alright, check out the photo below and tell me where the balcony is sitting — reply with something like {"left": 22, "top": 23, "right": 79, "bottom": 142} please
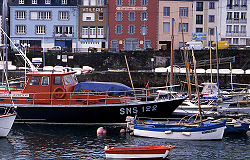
{"left": 54, "top": 33, "right": 74, "bottom": 38}
{"left": 226, "top": 5, "right": 247, "bottom": 11}
{"left": 226, "top": 19, "right": 247, "bottom": 24}
{"left": 226, "top": 32, "right": 247, "bottom": 37}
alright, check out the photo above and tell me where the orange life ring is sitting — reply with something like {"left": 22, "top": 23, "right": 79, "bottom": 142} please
{"left": 53, "top": 87, "right": 66, "bottom": 99}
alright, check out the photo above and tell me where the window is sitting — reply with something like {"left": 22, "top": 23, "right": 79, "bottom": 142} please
{"left": 209, "top": 15, "right": 215, "bottom": 22}
{"left": 234, "top": 12, "right": 239, "bottom": 20}
{"left": 163, "top": 22, "right": 170, "bottom": 32}
{"left": 196, "top": 2, "right": 203, "bottom": 11}
{"left": 19, "top": 0, "right": 24, "bottom": 4}
{"left": 241, "top": 0, "right": 247, "bottom": 6}
{"left": 141, "top": 0, "right": 147, "bottom": 6}
{"left": 227, "top": 12, "right": 232, "bottom": 20}
{"left": 233, "top": 38, "right": 238, "bottom": 44}
{"left": 196, "top": 28, "right": 203, "bottom": 33}
{"left": 42, "top": 77, "right": 49, "bottom": 86}
{"left": 15, "top": 25, "right": 26, "bottom": 34}
{"left": 97, "top": 26, "right": 104, "bottom": 36}
{"left": 129, "top": 0, "right": 135, "bottom": 6}
{"left": 116, "top": 0, "right": 122, "bottom": 6}
{"left": 82, "top": 26, "right": 88, "bottom": 37}
{"left": 16, "top": 11, "right": 26, "bottom": 19}
{"left": 145, "top": 40, "right": 151, "bottom": 49}
{"left": 226, "top": 38, "right": 231, "bottom": 44}
{"left": 196, "top": 15, "right": 203, "bottom": 24}
{"left": 82, "top": 13, "right": 95, "bottom": 21}
{"left": 141, "top": 25, "right": 147, "bottom": 35}
{"left": 32, "top": 0, "right": 37, "bottom": 4}
{"left": 178, "top": 23, "right": 188, "bottom": 32}
{"left": 226, "top": 25, "right": 232, "bottom": 33}
{"left": 241, "top": 25, "right": 246, "bottom": 33}
{"left": 234, "top": 0, "right": 239, "bottom": 6}
{"left": 209, "top": 28, "right": 214, "bottom": 35}
{"left": 116, "top": 12, "right": 122, "bottom": 21}
{"left": 163, "top": 7, "right": 170, "bottom": 16}
{"left": 141, "top": 12, "right": 147, "bottom": 21}
{"left": 45, "top": 0, "right": 51, "bottom": 4}
{"left": 89, "top": 27, "right": 96, "bottom": 36}
{"left": 111, "top": 40, "right": 118, "bottom": 50}
{"left": 234, "top": 25, "right": 239, "bottom": 33}
{"left": 61, "top": 0, "right": 67, "bottom": 4}
{"left": 99, "top": 12, "right": 104, "bottom": 21}
{"left": 97, "top": 0, "right": 104, "bottom": 6}
{"left": 53, "top": 76, "right": 62, "bottom": 85}
{"left": 129, "top": 12, "right": 135, "bottom": 21}
{"left": 179, "top": 7, "right": 188, "bottom": 17}
{"left": 30, "top": 11, "right": 51, "bottom": 20}
{"left": 36, "top": 25, "right": 45, "bottom": 34}
{"left": 65, "top": 26, "right": 73, "bottom": 35}
{"left": 59, "top": 11, "right": 69, "bottom": 20}
{"left": 209, "top": 2, "right": 215, "bottom": 9}
{"left": 30, "top": 76, "right": 40, "bottom": 85}
{"left": 128, "top": 25, "right": 135, "bottom": 34}
{"left": 55, "top": 26, "right": 73, "bottom": 36}
{"left": 116, "top": 24, "right": 122, "bottom": 34}
{"left": 241, "top": 12, "right": 246, "bottom": 20}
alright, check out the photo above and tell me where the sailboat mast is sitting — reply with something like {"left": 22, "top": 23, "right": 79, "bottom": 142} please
{"left": 209, "top": 29, "right": 212, "bottom": 83}
{"left": 215, "top": 26, "right": 220, "bottom": 96}
{"left": 2, "top": 0, "right": 8, "bottom": 82}
{"left": 181, "top": 19, "right": 192, "bottom": 100}
{"left": 191, "top": 50, "right": 202, "bottom": 118}
{"left": 170, "top": 18, "right": 174, "bottom": 91}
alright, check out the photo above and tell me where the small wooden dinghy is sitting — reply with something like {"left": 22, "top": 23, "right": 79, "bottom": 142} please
{"left": 104, "top": 145, "right": 175, "bottom": 159}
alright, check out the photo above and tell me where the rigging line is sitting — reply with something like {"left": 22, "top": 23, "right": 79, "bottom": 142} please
{"left": 0, "top": 27, "right": 37, "bottom": 72}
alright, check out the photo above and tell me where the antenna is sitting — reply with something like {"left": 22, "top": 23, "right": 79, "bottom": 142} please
{"left": 0, "top": 27, "right": 37, "bottom": 72}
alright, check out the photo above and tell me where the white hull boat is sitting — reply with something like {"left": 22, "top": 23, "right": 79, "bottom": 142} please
{"left": 0, "top": 113, "right": 16, "bottom": 137}
{"left": 133, "top": 120, "right": 226, "bottom": 140}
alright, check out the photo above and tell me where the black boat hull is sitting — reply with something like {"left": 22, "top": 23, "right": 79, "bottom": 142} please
{"left": 1, "top": 98, "right": 185, "bottom": 124}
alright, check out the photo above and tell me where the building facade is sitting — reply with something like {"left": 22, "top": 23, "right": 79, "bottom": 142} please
{"left": 158, "top": 0, "right": 193, "bottom": 50}
{"left": 219, "top": 0, "right": 250, "bottom": 46}
{"left": 78, "top": 0, "right": 108, "bottom": 52}
{"left": 192, "top": 0, "right": 219, "bottom": 47}
{"left": 108, "top": 0, "right": 158, "bottom": 51}
{"left": 9, "top": 0, "right": 79, "bottom": 52}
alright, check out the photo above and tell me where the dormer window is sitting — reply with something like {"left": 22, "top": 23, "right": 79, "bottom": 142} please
{"left": 32, "top": 0, "right": 37, "bottom": 4}
{"left": 45, "top": 0, "right": 51, "bottom": 4}
{"left": 19, "top": 0, "right": 24, "bottom": 4}
{"left": 62, "top": 0, "right": 67, "bottom": 4}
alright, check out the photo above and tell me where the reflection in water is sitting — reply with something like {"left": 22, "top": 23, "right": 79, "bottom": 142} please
{"left": 1, "top": 124, "right": 249, "bottom": 160}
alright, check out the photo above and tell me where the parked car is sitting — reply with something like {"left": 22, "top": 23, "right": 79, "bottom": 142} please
{"left": 48, "top": 46, "right": 62, "bottom": 53}
{"left": 180, "top": 41, "right": 204, "bottom": 50}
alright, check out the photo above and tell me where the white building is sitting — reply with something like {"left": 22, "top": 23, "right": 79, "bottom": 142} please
{"left": 219, "top": 0, "right": 250, "bottom": 46}
{"left": 192, "top": 0, "right": 220, "bottom": 47}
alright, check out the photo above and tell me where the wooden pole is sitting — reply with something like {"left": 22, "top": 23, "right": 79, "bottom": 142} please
{"left": 181, "top": 18, "right": 192, "bottom": 100}
{"left": 191, "top": 49, "right": 202, "bottom": 119}
{"left": 124, "top": 55, "right": 136, "bottom": 98}
{"left": 170, "top": 18, "right": 175, "bottom": 91}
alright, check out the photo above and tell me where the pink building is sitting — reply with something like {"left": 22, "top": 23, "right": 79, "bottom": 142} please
{"left": 158, "top": 0, "right": 193, "bottom": 50}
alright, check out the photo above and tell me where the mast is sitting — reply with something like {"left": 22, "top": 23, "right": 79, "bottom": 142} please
{"left": 191, "top": 49, "right": 202, "bottom": 119}
{"left": 215, "top": 26, "right": 220, "bottom": 96}
{"left": 170, "top": 18, "right": 175, "bottom": 91}
{"left": 209, "top": 28, "right": 212, "bottom": 83}
{"left": 2, "top": 0, "right": 8, "bottom": 81}
{"left": 181, "top": 19, "right": 191, "bottom": 100}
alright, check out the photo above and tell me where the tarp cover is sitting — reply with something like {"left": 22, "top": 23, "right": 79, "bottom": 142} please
{"left": 74, "top": 82, "right": 133, "bottom": 96}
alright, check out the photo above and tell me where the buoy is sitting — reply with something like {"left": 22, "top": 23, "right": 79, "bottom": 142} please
{"left": 97, "top": 127, "right": 107, "bottom": 135}
{"left": 120, "top": 129, "right": 126, "bottom": 133}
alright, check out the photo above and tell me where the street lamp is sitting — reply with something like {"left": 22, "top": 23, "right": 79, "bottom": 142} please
{"left": 143, "top": 18, "right": 147, "bottom": 50}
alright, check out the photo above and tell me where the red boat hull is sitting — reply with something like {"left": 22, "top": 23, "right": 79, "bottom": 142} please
{"left": 105, "top": 146, "right": 175, "bottom": 159}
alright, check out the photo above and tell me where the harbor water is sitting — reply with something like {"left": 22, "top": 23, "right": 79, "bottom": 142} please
{"left": 0, "top": 124, "right": 249, "bottom": 160}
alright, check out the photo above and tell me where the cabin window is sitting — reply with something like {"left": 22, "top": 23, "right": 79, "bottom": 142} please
{"left": 53, "top": 76, "right": 63, "bottom": 85}
{"left": 30, "top": 76, "right": 40, "bottom": 85}
{"left": 42, "top": 76, "right": 49, "bottom": 86}
{"left": 72, "top": 74, "right": 78, "bottom": 84}
{"left": 63, "top": 75, "right": 73, "bottom": 85}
